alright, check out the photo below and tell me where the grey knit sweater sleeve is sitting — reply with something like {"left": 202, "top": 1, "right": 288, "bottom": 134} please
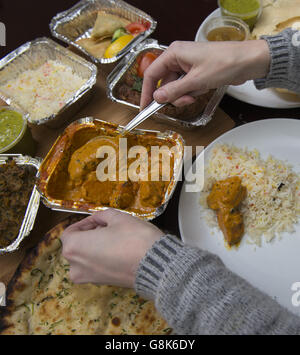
{"left": 254, "top": 28, "right": 300, "bottom": 92}
{"left": 135, "top": 235, "right": 300, "bottom": 335}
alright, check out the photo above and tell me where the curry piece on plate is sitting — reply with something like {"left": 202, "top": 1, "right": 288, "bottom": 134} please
{"left": 45, "top": 125, "right": 176, "bottom": 214}
{"left": 0, "top": 160, "right": 35, "bottom": 248}
{"left": 207, "top": 176, "right": 247, "bottom": 246}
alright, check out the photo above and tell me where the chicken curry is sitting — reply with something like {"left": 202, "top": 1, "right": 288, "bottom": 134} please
{"left": 207, "top": 176, "right": 247, "bottom": 246}
{"left": 44, "top": 126, "right": 176, "bottom": 215}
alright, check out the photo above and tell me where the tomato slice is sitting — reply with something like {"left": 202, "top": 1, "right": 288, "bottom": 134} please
{"left": 126, "top": 22, "right": 148, "bottom": 35}
{"left": 137, "top": 52, "right": 159, "bottom": 78}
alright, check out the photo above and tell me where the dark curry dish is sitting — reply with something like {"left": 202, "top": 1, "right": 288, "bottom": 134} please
{"left": 38, "top": 120, "right": 181, "bottom": 217}
{"left": 0, "top": 159, "right": 36, "bottom": 248}
{"left": 116, "top": 49, "right": 214, "bottom": 121}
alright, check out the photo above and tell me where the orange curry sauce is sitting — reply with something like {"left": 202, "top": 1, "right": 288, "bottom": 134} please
{"left": 39, "top": 121, "right": 177, "bottom": 215}
{"left": 207, "top": 176, "right": 247, "bottom": 246}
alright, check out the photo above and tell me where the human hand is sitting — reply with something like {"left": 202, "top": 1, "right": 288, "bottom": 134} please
{"left": 140, "top": 40, "right": 270, "bottom": 108}
{"left": 61, "top": 209, "right": 164, "bottom": 288}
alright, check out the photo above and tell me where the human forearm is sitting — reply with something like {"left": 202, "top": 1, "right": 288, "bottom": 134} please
{"left": 235, "top": 39, "right": 270, "bottom": 81}
{"left": 135, "top": 235, "right": 300, "bottom": 335}
{"left": 141, "top": 39, "right": 271, "bottom": 109}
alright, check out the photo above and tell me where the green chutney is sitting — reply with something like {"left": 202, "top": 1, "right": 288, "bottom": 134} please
{"left": 0, "top": 108, "right": 24, "bottom": 151}
{"left": 220, "top": 0, "right": 261, "bottom": 29}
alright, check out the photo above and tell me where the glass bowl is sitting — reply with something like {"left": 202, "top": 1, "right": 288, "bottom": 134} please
{"left": 203, "top": 16, "right": 250, "bottom": 42}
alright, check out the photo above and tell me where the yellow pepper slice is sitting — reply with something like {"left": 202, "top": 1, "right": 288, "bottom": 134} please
{"left": 104, "top": 34, "right": 134, "bottom": 59}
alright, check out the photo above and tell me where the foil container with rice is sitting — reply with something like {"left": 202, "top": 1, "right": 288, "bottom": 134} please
{"left": 50, "top": 0, "right": 157, "bottom": 64}
{"left": 0, "top": 154, "right": 41, "bottom": 255}
{"left": 107, "top": 39, "right": 227, "bottom": 129}
{"left": 37, "top": 117, "right": 184, "bottom": 220}
{"left": 0, "top": 37, "right": 97, "bottom": 128}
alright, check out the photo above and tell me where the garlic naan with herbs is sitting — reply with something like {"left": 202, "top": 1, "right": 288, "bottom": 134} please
{"left": 0, "top": 217, "right": 171, "bottom": 335}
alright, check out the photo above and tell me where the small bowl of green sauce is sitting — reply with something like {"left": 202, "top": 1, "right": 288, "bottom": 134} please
{"left": 218, "top": 0, "right": 262, "bottom": 30}
{"left": 0, "top": 106, "right": 36, "bottom": 155}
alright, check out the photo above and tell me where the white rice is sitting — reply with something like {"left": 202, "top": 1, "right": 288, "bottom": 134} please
{"left": 0, "top": 60, "right": 85, "bottom": 121}
{"left": 199, "top": 144, "right": 300, "bottom": 246}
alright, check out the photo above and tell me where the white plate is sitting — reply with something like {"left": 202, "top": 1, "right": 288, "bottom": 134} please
{"left": 178, "top": 119, "right": 300, "bottom": 315}
{"left": 195, "top": 9, "right": 300, "bottom": 109}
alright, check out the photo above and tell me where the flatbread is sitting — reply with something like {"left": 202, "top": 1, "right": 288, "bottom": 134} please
{"left": 252, "top": 0, "right": 300, "bottom": 38}
{"left": 76, "top": 38, "right": 111, "bottom": 59}
{"left": 276, "top": 17, "right": 300, "bottom": 31}
{"left": 91, "top": 11, "right": 130, "bottom": 40}
{"left": 274, "top": 88, "right": 300, "bottom": 100}
{"left": 0, "top": 216, "right": 170, "bottom": 335}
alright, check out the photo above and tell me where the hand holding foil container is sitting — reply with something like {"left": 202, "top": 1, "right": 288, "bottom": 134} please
{"left": 107, "top": 39, "right": 227, "bottom": 129}
{"left": 37, "top": 118, "right": 184, "bottom": 220}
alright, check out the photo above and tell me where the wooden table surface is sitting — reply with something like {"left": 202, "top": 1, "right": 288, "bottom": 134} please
{"left": 0, "top": 0, "right": 299, "bottom": 285}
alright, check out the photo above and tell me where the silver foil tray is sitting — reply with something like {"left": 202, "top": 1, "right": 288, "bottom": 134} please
{"left": 50, "top": 0, "right": 157, "bottom": 64}
{"left": 107, "top": 39, "right": 227, "bottom": 129}
{"left": 0, "top": 37, "right": 97, "bottom": 127}
{"left": 0, "top": 154, "right": 41, "bottom": 255}
{"left": 37, "top": 117, "right": 184, "bottom": 221}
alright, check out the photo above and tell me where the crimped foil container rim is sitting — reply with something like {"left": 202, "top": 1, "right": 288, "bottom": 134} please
{"left": 37, "top": 117, "right": 184, "bottom": 221}
{"left": 0, "top": 154, "right": 41, "bottom": 255}
{"left": 106, "top": 39, "right": 226, "bottom": 128}
{"left": 0, "top": 37, "right": 97, "bottom": 126}
{"left": 49, "top": 0, "right": 157, "bottom": 64}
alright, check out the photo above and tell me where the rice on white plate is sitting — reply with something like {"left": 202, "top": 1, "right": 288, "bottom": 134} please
{"left": 0, "top": 60, "right": 85, "bottom": 121}
{"left": 199, "top": 144, "right": 300, "bottom": 246}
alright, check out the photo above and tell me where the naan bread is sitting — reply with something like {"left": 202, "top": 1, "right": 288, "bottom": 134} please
{"left": 276, "top": 17, "right": 300, "bottom": 31}
{"left": 274, "top": 88, "right": 300, "bottom": 100}
{"left": 252, "top": 0, "right": 300, "bottom": 38}
{"left": 76, "top": 38, "right": 111, "bottom": 59}
{"left": 0, "top": 217, "right": 171, "bottom": 335}
{"left": 91, "top": 11, "right": 130, "bottom": 40}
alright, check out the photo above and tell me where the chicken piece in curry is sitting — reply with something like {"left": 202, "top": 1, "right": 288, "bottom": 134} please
{"left": 207, "top": 176, "right": 247, "bottom": 246}
{"left": 46, "top": 131, "right": 176, "bottom": 214}
{"left": 68, "top": 136, "right": 119, "bottom": 185}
